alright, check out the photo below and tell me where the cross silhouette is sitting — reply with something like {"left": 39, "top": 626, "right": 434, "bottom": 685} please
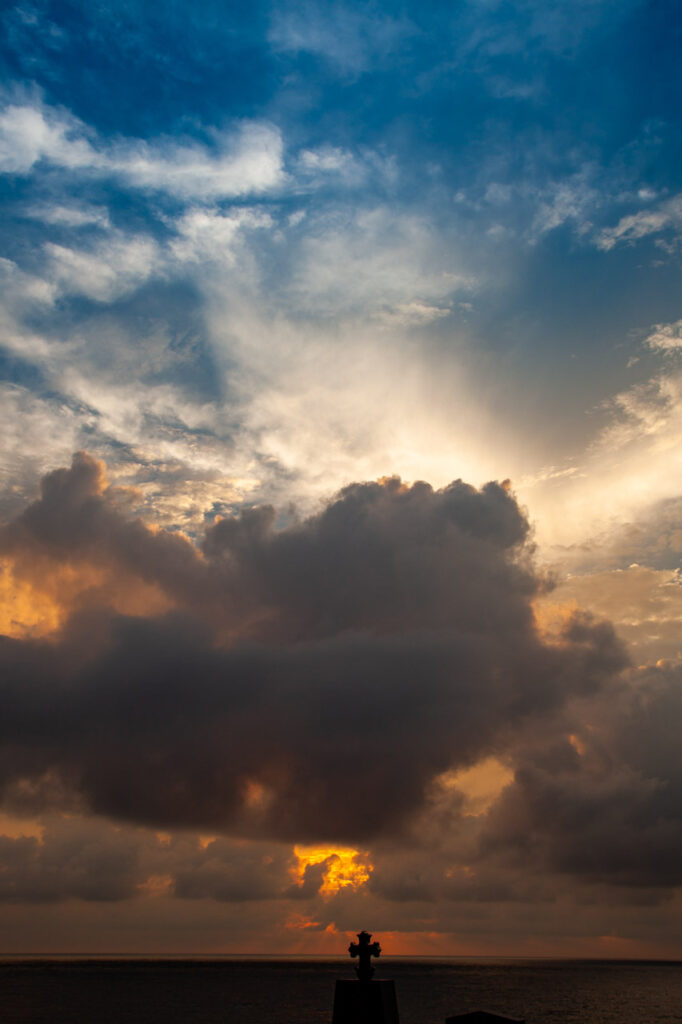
{"left": 349, "top": 930, "right": 381, "bottom": 982}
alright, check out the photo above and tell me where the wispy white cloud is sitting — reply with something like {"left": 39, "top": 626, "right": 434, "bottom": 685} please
{"left": 284, "top": 206, "right": 473, "bottom": 317}
{"left": 0, "top": 384, "right": 84, "bottom": 518}
{"left": 0, "top": 99, "right": 285, "bottom": 199}
{"left": 0, "top": 257, "right": 62, "bottom": 365}
{"left": 24, "top": 202, "right": 110, "bottom": 228}
{"left": 294, "top": 144, "right": 397, "bottom": 191}
{"left": 528, "top": 174, "right": 598, "bottom": 240}
{"left": 596, "top": 194, "right": 682, "bottom": 251}
{"left": 645, "top": 318, "right": 682, "bottom": 353}
{"left": 373, "top": 300, "right": 451, "bottom": 327}
{"left": 45, "top": 234, "right": 162, "bottom": 302}
{"left": 106, "top": 122, "right": 284, "bottom": 199}
{"left": 0, "top": 100, "right": 94, "bottom": 172}
{"left": 521, "top": 318, "right": 682, "bottom": 563}
{"left": 170, "top": 207, "right": 273, "bottom": 264}
{"left": 0, "top": 255, "right": 56, "bottom": 309}
{"left": 268, "top": 2, "right": 412, "bottom": 75}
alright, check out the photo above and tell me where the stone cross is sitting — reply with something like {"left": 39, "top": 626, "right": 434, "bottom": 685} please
{"left": 349, "top": 930, "right": 381, "bottom": 982}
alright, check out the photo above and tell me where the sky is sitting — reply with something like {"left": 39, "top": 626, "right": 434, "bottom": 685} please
{"left": 0, "top": 0, "right": 681, "bottom": 958}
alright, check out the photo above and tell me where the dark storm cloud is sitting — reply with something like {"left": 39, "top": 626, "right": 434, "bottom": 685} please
{"left": 0, "top": 818, "right": 143, "bottom": 902}
{"left": 478, "top": 661, "right": 682, "bottom": 889}
{"left": 0, "top": 453, "right": 627, "bottom": 844}
{"left": 0, "top": 820, "right": 297, "bottom": 904}
{"left": 172, "top": 837, "right": 297, "bottom": 902}
{"left": 3, "top": 451, "right": 210, "bottom": 603}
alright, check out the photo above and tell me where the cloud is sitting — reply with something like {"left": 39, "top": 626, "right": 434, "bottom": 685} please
{"left": 0, "top": 453, "right": 626, "bottom": 845}
{"left": 108, "top": 122, "right": 284, "bottom": 199}
{"left": 45, "top": 234, "right": 162, "bottom": 302}
{"left": 519, "top": 317, "right": 682, "bottom": 562}
{"left": 480, "top": 660, "right": 682, "bottom": 889}
{"left": 170, "top": 207, "right": 273, "bottom": 265}
{"left": 528, "top": 174, "right": 598, "bottom": 241}
{"left": 0, "top": 817, "right": 143, "bottom": 902}
{"left": 0, "top": 813, "right": 297, "bottom": 904}
{"left": 0, "top": 99, "right": 284, "bottom": 199}
{"left": 268, "top": 2, "right": 412, "bottom": 75}
{"left": 24, "top": 202, "right": 111, "bottom": 229}
{"left": 0, "top": 384, "right": 84, "bottom": 521}
{"left": 595, "top": 194, "right": 682, "bottom": 251}
{"left": 0, "top": 255, "right": 57, "bottom": 313}
{"left": 645, "top": 318, "right": 682, "bottom": 353}
{"left": 0, "top": 99, "right": 95, "bottom": 173}
{"left": 538, "top": 564, "right": 682, "bottom": 665}
{"left": 373, "top": 301, "right": 451, "bottom": 327}
{"left": 277, "top": 206, "right": 472, "bottom": 317}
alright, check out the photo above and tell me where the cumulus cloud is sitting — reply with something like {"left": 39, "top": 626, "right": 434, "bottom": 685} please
{"left": 480, "top": 660, "right": 682, "bottom": 889}
{"left": 0, "top": 453, "right": 626, "bottom": 846}
{"left": 539, "top": 564, "right": 682, "bottom": 664}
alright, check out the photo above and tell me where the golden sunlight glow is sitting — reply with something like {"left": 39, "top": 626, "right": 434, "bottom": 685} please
{"left": 137, "top": 874, "right": 173, "bottom": 896}
{"left": 292, "top": 845, "right": 373, "bottom": 894}
{"left": 242, "top": 778, "right": 274, "bottom": 813}
{"left": 0, "top": 812, "right": 45, "bottom": 841}
{"left": 569, "top": 733, "right": 587, "bottom": 756}
{"left": 436, "top": 756, "right": 514, "bottom": 816}
{"left": 376, "top": 475, "right": 410, "bottom": 492}
{"left": 532, "top": 597, "right": 581, "bottom": 641}
{"left": 0, "top": 556, "right": 175, "bottom": 640}
{"left": 285, "top": 913, "right": 324, "bottom": 931}
{"left": 0, "top": 559, "right": 62, "bottom": 637}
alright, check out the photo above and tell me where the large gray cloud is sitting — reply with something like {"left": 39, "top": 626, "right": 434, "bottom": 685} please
{"left": 0, "top": 819, "right": 298, "bottom": 904}
{"left": 0, "top": 453, "right": 627, "bottom": 844}
{"left": 477, "top": 661, "right": 682, "bottom": 890}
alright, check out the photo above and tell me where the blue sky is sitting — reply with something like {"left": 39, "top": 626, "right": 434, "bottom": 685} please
{"left": 1, "top": 0, "right": 682, "bottom": 956}
{"left": 1, "top": 0, "right": 681, "bottom": 550}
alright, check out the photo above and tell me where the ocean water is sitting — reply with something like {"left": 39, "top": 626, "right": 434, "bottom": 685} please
{"left": 1, "top": 957, "right": 681, "bottom": 1024}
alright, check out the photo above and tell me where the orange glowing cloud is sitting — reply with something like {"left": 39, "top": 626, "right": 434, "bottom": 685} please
{"left": 292, "top": 845, "right": 373, "bottom": 895}
{"left": 0, "top": 455, "right": 183, "bottom": 637}
{"left": 0, "top": 558, "right": 62, "bottom": 637}
{"left": 0, "top": 556, "right": 175, "bottom": 638}
{"left": 434, "top": 756, "right": 514, "bottom": 816}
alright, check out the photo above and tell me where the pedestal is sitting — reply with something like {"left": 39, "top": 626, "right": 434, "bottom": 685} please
{"left": 446, "top": 1013, "right": 525, "bottom": 1024}
{"left": 332, "top": 980, "right": 399, "bottom": 1024}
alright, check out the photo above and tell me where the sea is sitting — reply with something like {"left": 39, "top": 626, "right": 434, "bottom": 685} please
{"left": 1, "top": 956, "right": 681, "bottom": 1024}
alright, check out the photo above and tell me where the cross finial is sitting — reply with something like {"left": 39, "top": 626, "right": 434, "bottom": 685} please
{"left": 348, "top": 930, "right": 381, "bottom": 982}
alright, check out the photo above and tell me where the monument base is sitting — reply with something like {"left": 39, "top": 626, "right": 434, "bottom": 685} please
{"left": 332, "top": 980, "right": 399, "bottom": 1024}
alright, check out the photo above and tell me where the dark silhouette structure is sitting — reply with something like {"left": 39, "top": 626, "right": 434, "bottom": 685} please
{"left": 331, "top": 933, "right": 525, "bottom": 1024}
{"left": 350, "top": 930, "right": 382, "bottom": 982}
{"left": 332, "top": 931, "right": 399, "bottom": 1024}
{"left": 446, "top": 1014, "right": 525, "bottom": 1024}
